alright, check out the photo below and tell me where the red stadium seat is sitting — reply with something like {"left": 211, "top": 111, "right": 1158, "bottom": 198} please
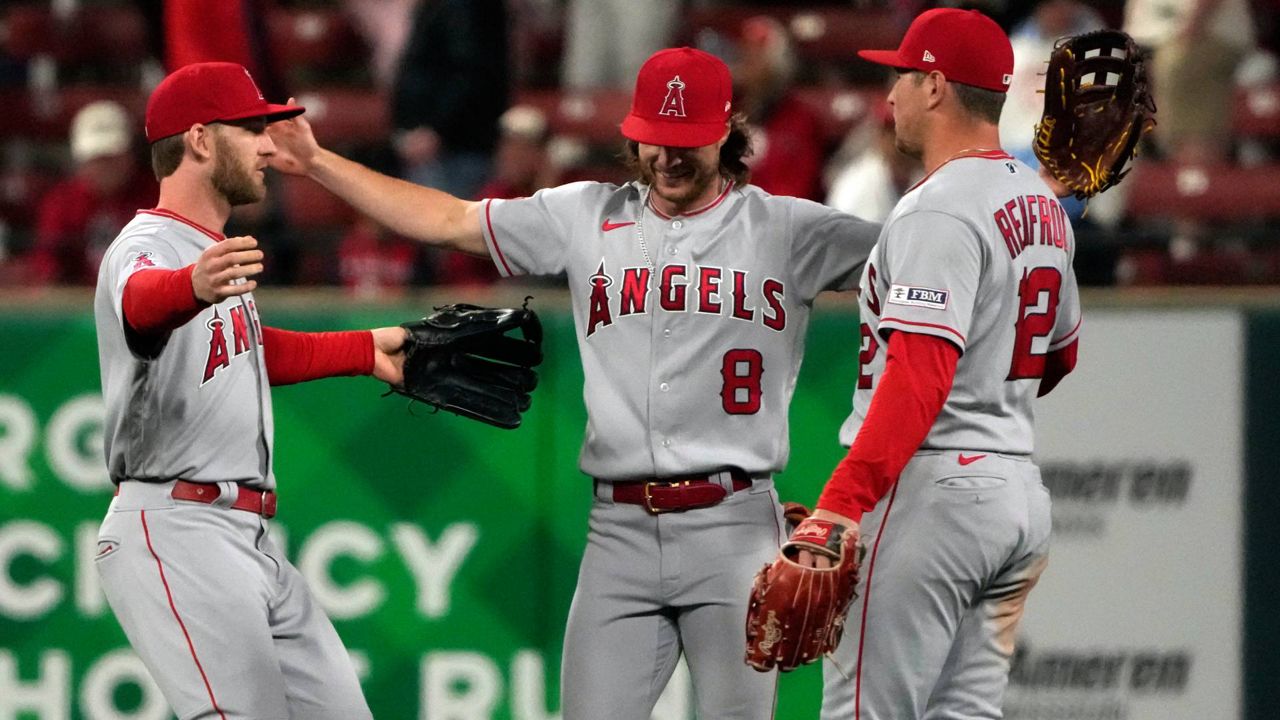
{"left": 0, "top": 4, "right": 150, "bottom": 65}
{"left": 682, "top": 6, "right": 900, "bottom": 62}
{"left": 277, "top": 175, "right": 357, "bottom": 231}
{"left": 1235, "top": 85, "right": 1280, "bottom": 138}
{"left": 266, "top": 8, "right": 367, "bottom": 74}
{"left": 292, "top": 88, "right": 389, "bottom": 147}
{"left": 1125, "top": 162, "right": 1280, "bottom": 222}
{"left": 515, "top": 89, "right": 631, "bottom": 145}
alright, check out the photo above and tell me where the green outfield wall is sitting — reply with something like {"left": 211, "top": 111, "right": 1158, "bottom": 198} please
{"left": 2, "top": 292, "right": 1278, "bottom": 720}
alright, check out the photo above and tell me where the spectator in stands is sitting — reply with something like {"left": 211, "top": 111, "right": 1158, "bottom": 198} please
{"left": 337, "top": 216, "right": 420, "bottom": 297}
{"left": 734, "top": 16, "right": 825, "bottom": 200}
{"left": 1126, "top": 0, "right": 1256, "bottom": 164}
{"left": 436, "top": 104, "right": 558, "bottom": 285}
{"left": 392, "top": 0, "right": 509, "bottom": 200}
{"left": 164, "top": 0, "right": 281, "bottom": 99}
{"left": 344, "top": 0, "right": 418, "bottom": 88}
{"left": 562, "top": 0, "right": 680, "bottom": 90}
{"left": 24, "top": 101, "right": 157, "bottom": 285}
{"left": 1125, "top": 0, "right": 1257, "bottom": 269}
{"left": 825, "top": 103, "right": 921, "bottom": 223}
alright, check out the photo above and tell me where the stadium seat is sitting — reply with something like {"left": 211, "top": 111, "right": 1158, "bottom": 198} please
{"left": 266, "top": 7, "right": 367, "bottom": 75}
{"left": 1235, "top": 85, "right": 1280, "bottom": 138}
{"left": 277, "top": 175, "right": 357, "bottom": 231}
{"left": 515, "top": 89, "right": 631, "bottom": 145}
{"left": 1126, "top": 163, "right": 1280, "bottom": 222}
{"left": 292, "top": 88, "right": 389, "bottom": 146}
{"left": 682, "top": 6, "right": 900, "bottom": 62}
{"left": 0, "top": 4, "right": 150, "bottom": 66}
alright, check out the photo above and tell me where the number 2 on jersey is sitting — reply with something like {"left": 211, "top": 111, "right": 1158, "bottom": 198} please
{"left": 721, "top": 349, "right": 763, "bottom": 414}
{"left": 1008, "top": 267, "right": 1062, "bottom": 379}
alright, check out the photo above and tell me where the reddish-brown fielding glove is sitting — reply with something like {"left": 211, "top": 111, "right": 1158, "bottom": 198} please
{"left": 744, "top": 518, "right": 862, "bottom": 672}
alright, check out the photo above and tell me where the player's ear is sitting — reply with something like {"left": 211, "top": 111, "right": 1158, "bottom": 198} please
{"left": 924, "top": 71, "right": 947, "bottom": 111}
{"left": 185, "top": 124, "right": 215, "bottom": 162}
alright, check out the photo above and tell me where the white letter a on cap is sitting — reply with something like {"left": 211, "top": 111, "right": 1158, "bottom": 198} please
{"left": 659, "top": 76, "right": 687, "bottom": 117}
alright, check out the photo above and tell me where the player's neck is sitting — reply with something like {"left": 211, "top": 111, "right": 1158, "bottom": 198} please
{"left": 155, "top": 172, "right": 232, "bottom": 235}
{"left": 921, "top": 124, "right": 1003, "bottom": 177}
{"left": 649, "top": 175, "right": 726, "bottom": 218}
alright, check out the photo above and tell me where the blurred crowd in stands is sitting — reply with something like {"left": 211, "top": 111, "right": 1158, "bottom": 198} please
{"left": 0, "top": 0, "right": 1277, "bottom": 293}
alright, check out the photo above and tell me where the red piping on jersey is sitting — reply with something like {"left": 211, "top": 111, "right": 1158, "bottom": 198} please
{"left": 878, "top": 316, "right": 966, "bottom": 344}
{"left": 855, "top": 478, "right": 902, "bottom": 720}
{"left": 138, "top": 209, "right": 225, "bottom": 242}
{"left": 141, "top": 510, "right": 228, "bottom": 720}
{"left": 484, "top": 199, "right": 514, "bottom": 276}
{"left": 646, "top": 180, "right": 735, "bottom": 220}
{"left": 907, "top": 150, "right": 1015, "bottom": 194}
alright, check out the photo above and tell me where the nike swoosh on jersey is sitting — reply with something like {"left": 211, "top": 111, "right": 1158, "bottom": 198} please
{"left": 601, "top": 219, "right": 635, "bottom": 232}
{"left": 958, "top": 453, "right": 987, "bottom": 466}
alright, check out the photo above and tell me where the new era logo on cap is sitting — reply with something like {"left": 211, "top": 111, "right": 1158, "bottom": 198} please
{"left": 857, "top": 9, "right": 1014, "bottom": 93}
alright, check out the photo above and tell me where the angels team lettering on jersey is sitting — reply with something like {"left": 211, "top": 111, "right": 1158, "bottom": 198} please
{"left": 482, "top": 180, "right": 879, "bottom": 479}
{"left": 94, "top": 211, "right": 277, "bottom": 489}
{"left": 840, "top": 153, "right": 1081, "bottom": 454}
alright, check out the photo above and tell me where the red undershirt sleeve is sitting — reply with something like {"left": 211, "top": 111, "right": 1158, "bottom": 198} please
{"left": 261, "top": 326, "right": 375, "bottom": 386}
{"left": 121, "top": 265, "right": 207, "bottom": 335}
{"left": 816, "top": 331, "right": 961, "bottom": 524}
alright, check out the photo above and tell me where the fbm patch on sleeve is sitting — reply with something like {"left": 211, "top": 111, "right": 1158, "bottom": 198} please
{"left": 887, "top": 284, "right": 949, "bottom": 310}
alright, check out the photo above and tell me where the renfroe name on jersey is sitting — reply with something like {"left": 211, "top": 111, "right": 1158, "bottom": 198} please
{"left": 994, "top": 193, "right": 1071, "bottom": 260}
{"left": 201, "top": 300, "right": 264, "bottom": 385}
{"left": 585, "top": 260, "right": 787, "bottom": 336}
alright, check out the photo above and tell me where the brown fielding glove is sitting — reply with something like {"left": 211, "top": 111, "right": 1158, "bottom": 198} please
{"left": 745, "top": 517, "right": 862, "bottom": 672}
{"left": 1034, "top": 29, "right": 1157, "bottom": 199}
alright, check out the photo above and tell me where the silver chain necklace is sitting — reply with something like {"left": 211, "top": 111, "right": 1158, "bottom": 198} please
{"left": 636, "top": 188, "right": 655, "bottom": 269}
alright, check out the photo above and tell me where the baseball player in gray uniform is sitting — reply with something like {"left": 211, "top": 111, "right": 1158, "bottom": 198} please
{"left": 268, "top": 48, "right": 879, "bottom": 719}
{"left": 785, "top": 10, "right": 1081, "bottom": 720}
{"left": 93, "top": 62, "right": 408, "bottom": 719}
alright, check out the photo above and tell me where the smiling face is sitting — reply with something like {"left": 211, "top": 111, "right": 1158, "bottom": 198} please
{"left": 635, "top": 138, "right": 725, "bottom": 214}
{"left": 211, "top": 118, "right": 274, "bottom": 206}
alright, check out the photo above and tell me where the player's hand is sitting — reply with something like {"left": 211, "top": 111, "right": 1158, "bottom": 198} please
{"left": 370, "top": 326, "right": 409, "bottom": 385}
{"left": 1038, "top": 166, "right": 1072, "bottom": 199}
{"left": 266, "top": 98, "right": 320, "bottom": 176}
{"left": 191, "top": 236, "right": 264, "bottom": 304}
{"left": 792, "top": 508, "right": 858, "bottom": 570}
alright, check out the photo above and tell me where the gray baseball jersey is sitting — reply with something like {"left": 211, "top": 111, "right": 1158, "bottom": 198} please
{"left": 95, "top": 210, "right": 276, "bottom": 490}
{"left": 839, "top": 152, "right": 1081, "bottom": 453}
{"left": 823, "top": 152, "right": 1077, "bottom": 720}
{"left": 93, "top": 209, "right": 370, "bottom": 719}
{"left": 483, "top": 180, "right": 880, "bottom": 479}
{"left": 482, "top": 178, "right": 879, "bottom": 720}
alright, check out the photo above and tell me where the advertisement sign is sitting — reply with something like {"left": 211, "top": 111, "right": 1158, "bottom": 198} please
{"left": 1008, "top": 310, "right": 1244, "bottom": 720}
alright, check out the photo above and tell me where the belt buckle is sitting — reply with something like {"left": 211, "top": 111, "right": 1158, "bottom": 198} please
{"left": 261, "top": 491, "right": 278, "bottom": 518}
{"left": 642, "top": 480, "right": 688, "bottom": 515}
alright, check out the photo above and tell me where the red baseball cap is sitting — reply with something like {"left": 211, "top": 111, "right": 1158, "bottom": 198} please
{"left": 621, "top": 47, "right": 733, "bottom": 148}
{"left": 858, "top": 9, "right": 1013, "bottom": 93}
{"left": 145, "top": 62, "right": 304, "bottom": 143}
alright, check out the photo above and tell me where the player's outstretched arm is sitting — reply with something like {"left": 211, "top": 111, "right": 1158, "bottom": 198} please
{"left": 267, "top": 104, "right": 487, "bottom": 257}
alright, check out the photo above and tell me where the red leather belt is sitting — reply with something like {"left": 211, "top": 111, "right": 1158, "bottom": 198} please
{"left": 171, "top": 480, "right": 278, "bottom": 518}
{"left": 607, "top": 469, "right": 752, "bottom": 514}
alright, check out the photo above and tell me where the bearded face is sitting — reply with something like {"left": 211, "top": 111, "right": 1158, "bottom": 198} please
{"left": 636, "top": 141, "right": 723, "bottom": 211}
{"left": 211, "top": 127, "right": 268, "bottom": 206}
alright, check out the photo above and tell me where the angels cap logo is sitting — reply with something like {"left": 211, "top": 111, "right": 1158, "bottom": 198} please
{"left": 659, "top": 75, "right": 687, "bottom": 117}
{"left": 922, "top": 50, "right": 937, "bottom": 63}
